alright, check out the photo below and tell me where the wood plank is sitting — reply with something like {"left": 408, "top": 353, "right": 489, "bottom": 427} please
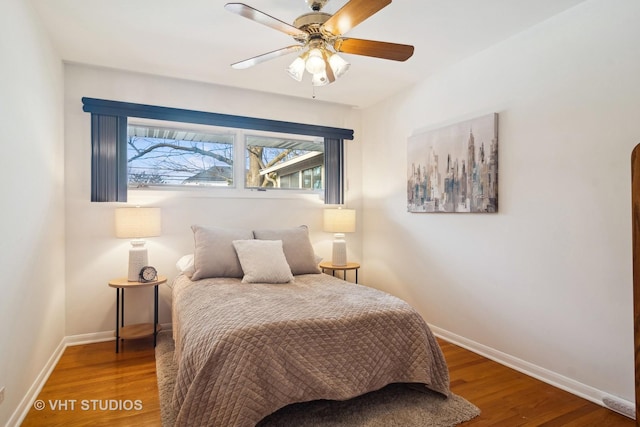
{"left": 21, "top": 335, "right": 633, "bottom": 425}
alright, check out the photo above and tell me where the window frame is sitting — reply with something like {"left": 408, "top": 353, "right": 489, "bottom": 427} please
{"left": 83, "top": 97, "right": 352, "bottom": 204}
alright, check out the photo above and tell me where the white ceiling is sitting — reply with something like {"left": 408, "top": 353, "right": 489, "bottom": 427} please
{"left": 30, "top": 0, "right": 587, "bottom": 108}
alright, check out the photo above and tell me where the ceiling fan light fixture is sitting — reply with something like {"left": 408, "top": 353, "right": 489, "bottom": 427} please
{"left": 328, "top": 52, "right": 350, "bottom": 78}
{"left": 287, "top": 57, "right": 306, "bottom": 81}
{"left": 286, "top": 47, "right": 348, "bottom": 85}
{"left": 305, "top": 48, "right": 326, "bottom": 74}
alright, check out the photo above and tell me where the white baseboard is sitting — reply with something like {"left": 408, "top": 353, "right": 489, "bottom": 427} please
{"left": 5, "top": 324, "right": 173, "bottom": 427}
{"left": 65, "top": 330, "right": 115, "bottom": 346}
{"left": 65, "top": 323, "right": 172, "bottom": 346}
{"left": 430, "top": 325, "right": 635, "bottom": 420}
{"left": 6, "top": 338, "right": 66, "bottom": 427}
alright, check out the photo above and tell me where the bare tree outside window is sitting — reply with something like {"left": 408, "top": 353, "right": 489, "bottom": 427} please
{"left": 127, "top": 125, "right": 234, "bottom": 186}
{"left": 126, "top": 124, "right": 324, "bottom": 190}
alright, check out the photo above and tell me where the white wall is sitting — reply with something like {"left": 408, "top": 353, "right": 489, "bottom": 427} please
{"left": 64, "top": 65, "right": 363, "bottom": 336}
{"left": 361, "top": 0, "right": 639, "bottom": 406}
{"left": 0, "top": 0, "right": 65, "bottom": 425}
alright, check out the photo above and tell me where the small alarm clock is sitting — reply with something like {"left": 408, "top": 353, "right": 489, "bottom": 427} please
{"left": 139, "top": 266, "right": 158, "bottom": 282}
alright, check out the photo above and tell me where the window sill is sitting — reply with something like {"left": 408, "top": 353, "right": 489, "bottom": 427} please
{"left": 128, "top": 186, "right": 325, "bottom": 201}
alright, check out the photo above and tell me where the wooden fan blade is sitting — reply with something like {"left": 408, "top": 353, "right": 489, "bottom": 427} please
{"left": 334, "top": 38, "right": 414, "bottom": 61}
{"left": 225, "top": 3, "right": 308, "bottom": 39}
{"left": 231, "top": 45, "right": 303, "bottom": 69}
{"left": 322, "top": 0, "right": 391, "bottom": 36}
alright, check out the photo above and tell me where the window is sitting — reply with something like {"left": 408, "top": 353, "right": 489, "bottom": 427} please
{"left": 244, "top": 134, "right": 324, "bottom": 190}
{"left": 82, "top": 97, "right": 352, "bottom": 203}
{"left": 125, "top": 123, "right": 327, "bottom": 192}
{"left": 127, "top": 123, "right": 234, "bottom": 187}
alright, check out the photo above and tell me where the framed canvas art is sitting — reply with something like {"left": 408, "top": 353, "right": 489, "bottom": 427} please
{"left": 407, "top": 113, "right": 498, "bottom": 213}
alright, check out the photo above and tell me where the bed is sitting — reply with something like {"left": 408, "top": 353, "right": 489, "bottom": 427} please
{"left": 170, "top": 225, "right": 450, "bottom": 426}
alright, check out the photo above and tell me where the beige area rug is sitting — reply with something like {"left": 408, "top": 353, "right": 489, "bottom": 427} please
{"left": 155, "top": 331, "right": 480, "bottom": 426}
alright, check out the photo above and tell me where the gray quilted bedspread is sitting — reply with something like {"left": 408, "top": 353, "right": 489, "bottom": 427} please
{"left": 171, "top": 273, "right": 450, "bottom": 426}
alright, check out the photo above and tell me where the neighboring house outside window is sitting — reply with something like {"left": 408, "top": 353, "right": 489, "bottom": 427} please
{"left": 253, "top": 149, "right": 324, "bottom": 190}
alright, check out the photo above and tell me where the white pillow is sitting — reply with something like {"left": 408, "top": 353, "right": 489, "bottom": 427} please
{"left": 232, "top": 239, "right": 294, "bottom": 284}
{"left": 175, "top": 254, "right": 195, "bottom": 277}
{"left": 252, "top": 225, "right": 321, "bottom": 275}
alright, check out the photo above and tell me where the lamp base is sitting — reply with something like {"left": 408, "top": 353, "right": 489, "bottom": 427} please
{"left": 331, "top": 233, "right": 347, "bottom": 266}
{"left": 128, "top": 240, "right": 148, "bottom": 281}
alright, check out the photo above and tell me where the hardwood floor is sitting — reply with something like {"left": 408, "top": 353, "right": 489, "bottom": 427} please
{"left": 439, "top": 340, "right": 633, "bottom": 426}
{"left": 21, "top": 336, "right": 633, "bottom": 426}
{"left": 21, "top": 337, "right": 160, "bottom": 427}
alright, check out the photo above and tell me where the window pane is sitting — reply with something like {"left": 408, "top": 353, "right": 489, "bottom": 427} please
{"left": 127, "top": 124, "right": 234, "bottom": 186}
{"left": 245, "top": 134, "right": 324, "bottom": 190}
{"left": 280, "top": 171, "right": 300, "bottom": 188}
{"left": 302, "top": 169, "right": 312, "bottom": 189}
{"left": 313, "top": 166, "right": 322, "bottom": 189}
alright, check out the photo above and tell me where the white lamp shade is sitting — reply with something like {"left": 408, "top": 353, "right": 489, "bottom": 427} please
{"left": 287, "top": 57, "right": 305, "bottom": 82}
{"left": 311, "top": 71, "right": 330, "bottom": 87}
{"left": 115, "top": 207, "right": 161, "bottom": 281}
{"left": 115, "top": 207, "right": 161, "bottom": 238}
{"left": 305, "top": 48, "right": 326, "bottom": 74}
{"left": 323, "top": 208, "right": 356, "bottom": 233}
{"left": 329, "top": 53, "right": 350, "bottom": 78}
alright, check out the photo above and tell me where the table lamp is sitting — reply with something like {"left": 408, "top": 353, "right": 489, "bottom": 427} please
{"left": 323, "top": 208, "right": 356, "bottom": 266}
{"left": 115, "top": 207, "right": 161, "bottom": 281}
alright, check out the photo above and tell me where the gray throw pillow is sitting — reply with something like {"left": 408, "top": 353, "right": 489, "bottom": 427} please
{"left": 191, "top": 225, "right": 254, "bottom": 280}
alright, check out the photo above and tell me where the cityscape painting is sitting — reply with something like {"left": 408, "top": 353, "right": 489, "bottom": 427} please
{"left": 407, "top": 113, "right": 498, "bottom": 213}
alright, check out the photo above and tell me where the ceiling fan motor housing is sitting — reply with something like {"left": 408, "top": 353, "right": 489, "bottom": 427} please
{"left": 294, "top": 12, "right": 331, "bottom": 31}
{"left": 293, "top": 12, "right": 332, "bottom": 43}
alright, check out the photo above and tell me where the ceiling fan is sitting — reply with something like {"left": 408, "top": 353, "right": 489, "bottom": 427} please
{"left": 224, "top": 0, "right": 414, "bottom": 87}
